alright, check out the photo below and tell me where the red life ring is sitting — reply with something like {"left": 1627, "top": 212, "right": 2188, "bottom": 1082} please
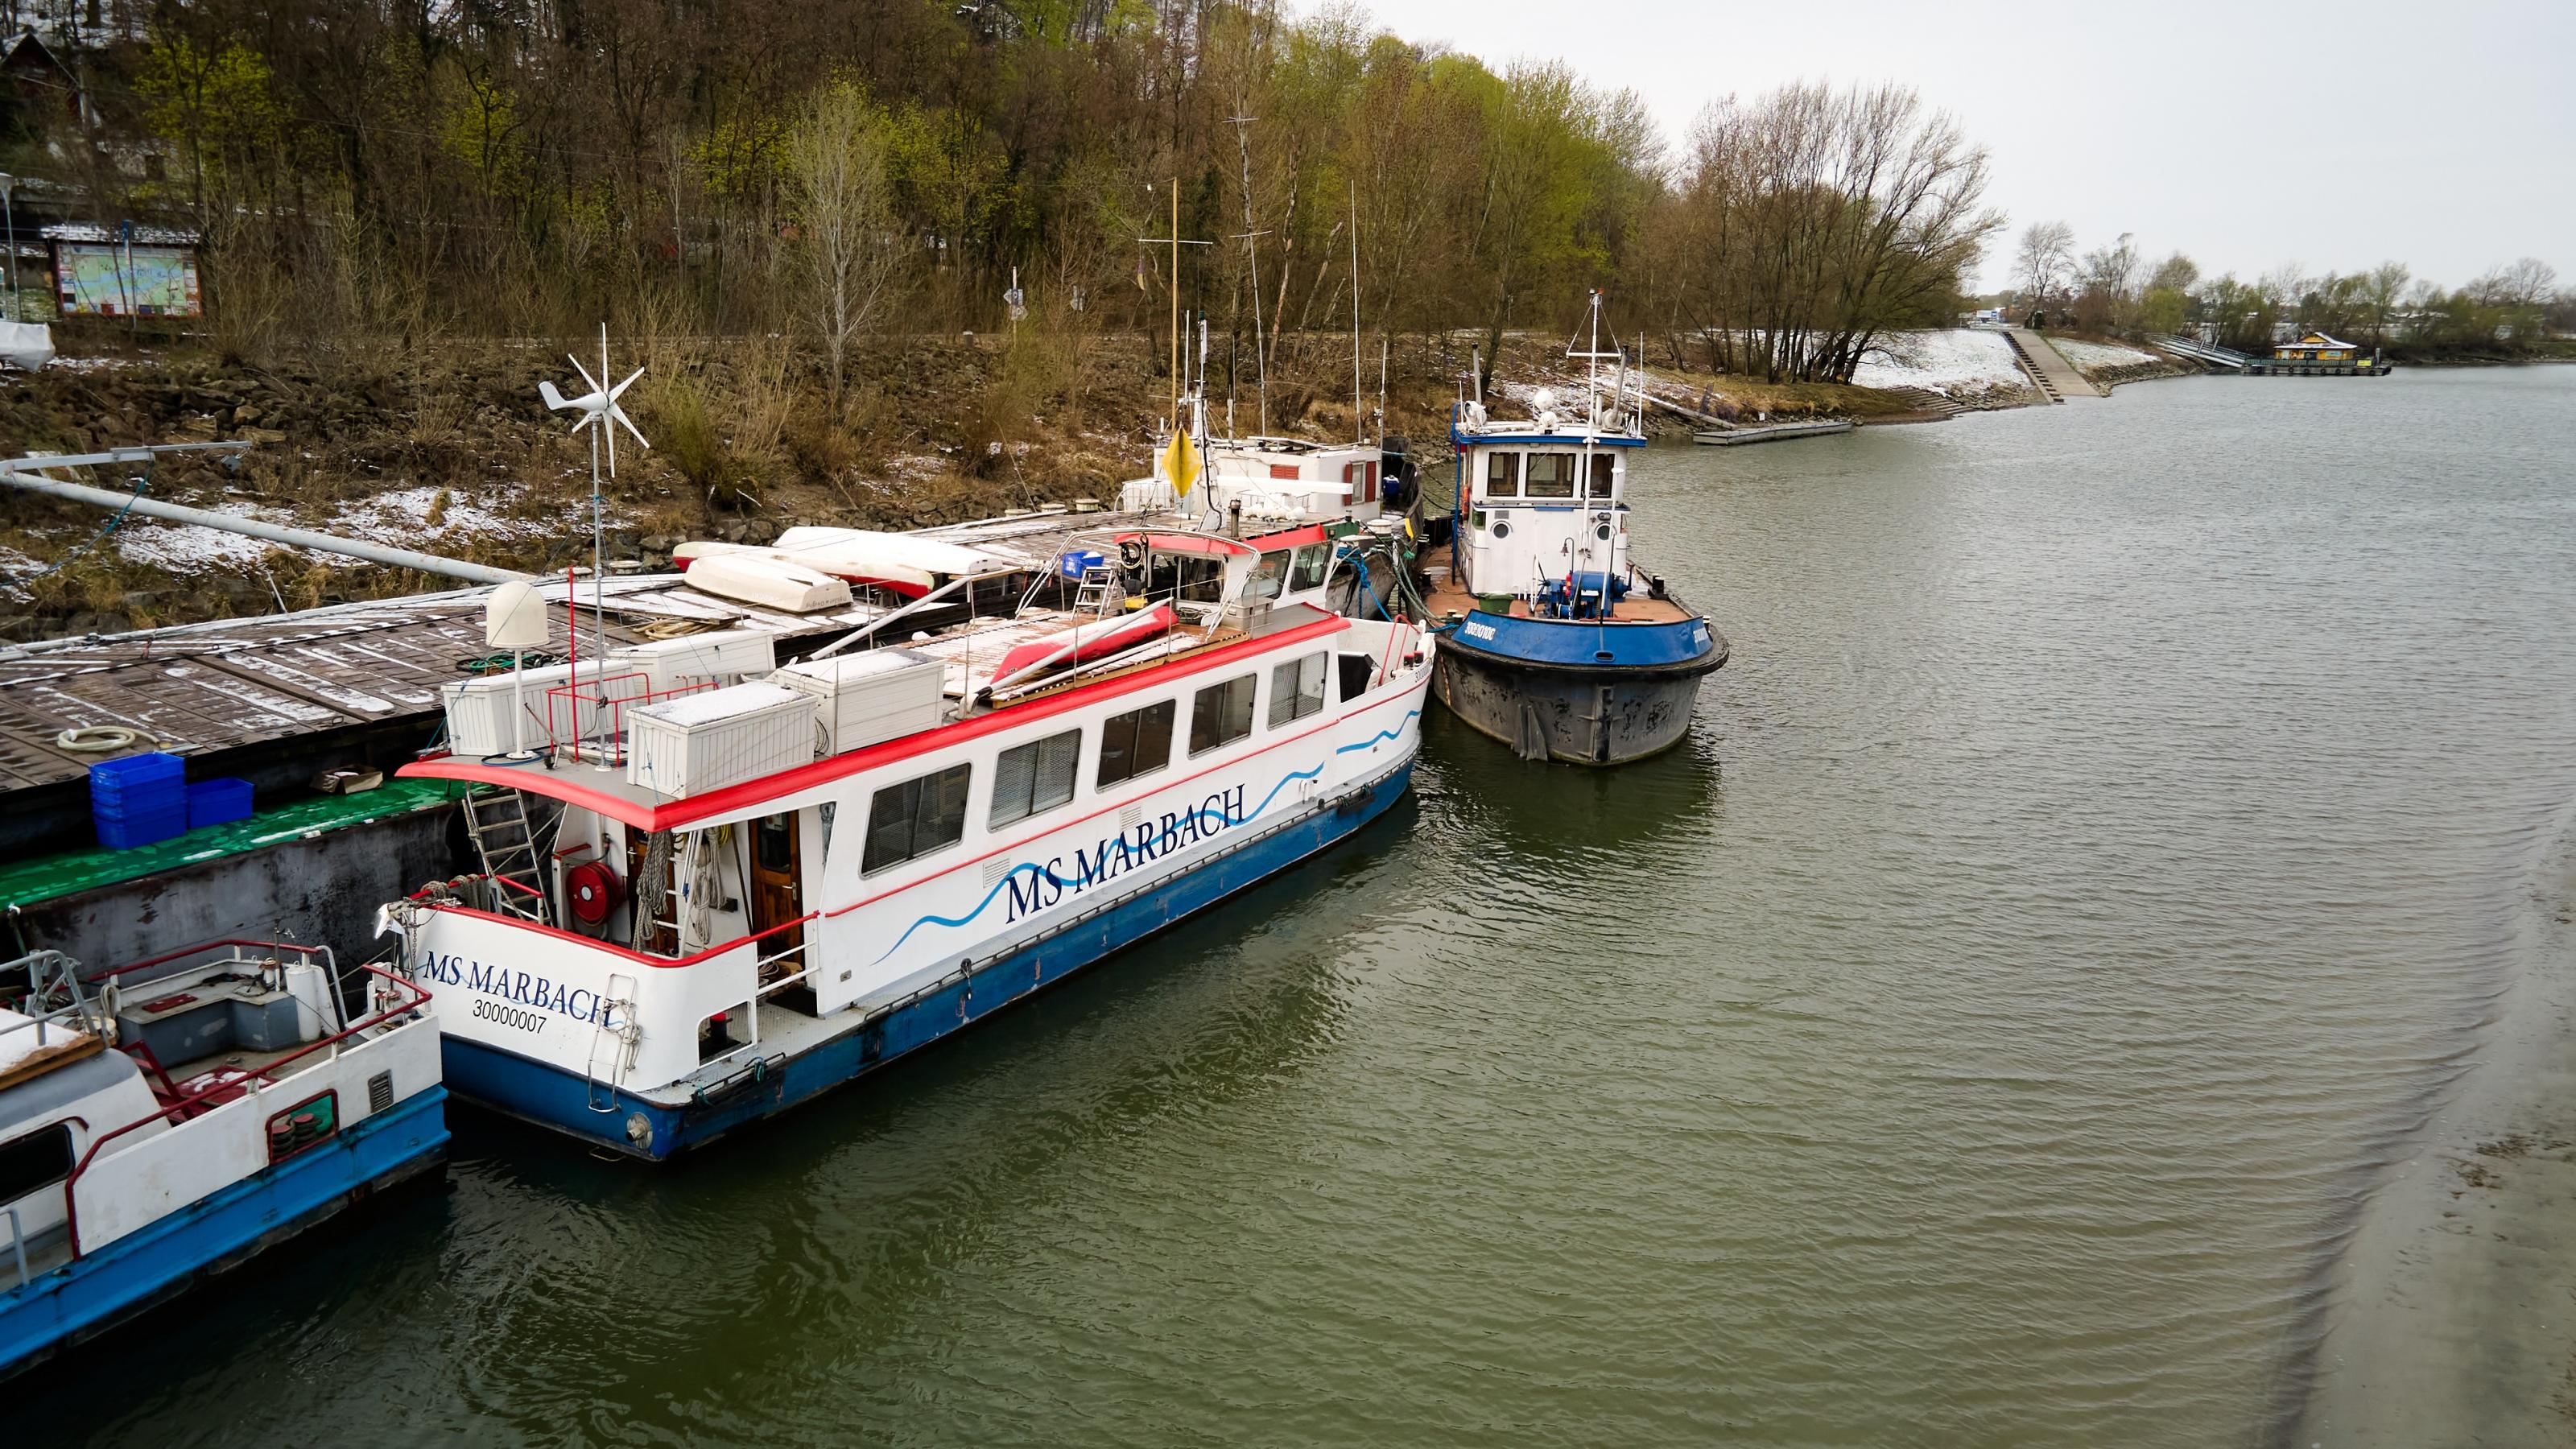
{"left": 566, "top": 861, "right": 622, "bottom": 925}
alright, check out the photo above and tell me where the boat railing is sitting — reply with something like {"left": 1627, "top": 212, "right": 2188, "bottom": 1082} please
{"left": 546, "top": 672, "right": 716, "bottom": 766}
{"left": 0, "top": 947, "right": 109, "bottom": 1057}
{"left": 1, "top": 1205, "right": 26, "bottom": 1291}
{"left": 55, "top": 959, "right": 434, "bottom": 1258}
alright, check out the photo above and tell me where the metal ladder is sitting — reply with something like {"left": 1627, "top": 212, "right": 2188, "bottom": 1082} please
{"left": 1073, "top": 564, "right": 1121, "bottom": 616}
{"left": 584, "top": 972, "right": 638, "bottom": 1113}
{"left": 460, "top": 786, "right": 551, "bottom": 925}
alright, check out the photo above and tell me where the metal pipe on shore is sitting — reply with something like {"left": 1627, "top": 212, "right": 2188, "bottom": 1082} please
{"left": 0, "top": 464, "right": 530, "bottom": 585}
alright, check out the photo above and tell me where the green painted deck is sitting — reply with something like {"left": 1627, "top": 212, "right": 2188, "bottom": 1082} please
{"left": 0, "top": 777, "right": 464, "bottom": 910}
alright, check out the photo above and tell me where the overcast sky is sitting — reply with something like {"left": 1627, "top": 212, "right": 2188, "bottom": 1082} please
{"left": 1348, "top": 0, "right": 2574, "bottom": 293}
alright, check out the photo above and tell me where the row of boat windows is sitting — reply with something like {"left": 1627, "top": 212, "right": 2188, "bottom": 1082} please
{"left": 1483, "top": 451, "right": 1616, "bottom": 500}
{"left": 858, "top": 650, "right": 1343, "bottom": 877}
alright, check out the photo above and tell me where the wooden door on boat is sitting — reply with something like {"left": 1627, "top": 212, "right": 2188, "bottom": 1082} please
{"left": 749, "top": 811, "right": 805, "bottom": 985}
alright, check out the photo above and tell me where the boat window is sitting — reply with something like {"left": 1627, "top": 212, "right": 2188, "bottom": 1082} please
{"left": 1484, "top": 451, "right": 1520, "bottom": 498}
{"left": 1269, "top": 652, "right": 1327, "bottom": 727}
{"left": 1189, "top": 674, "right": 1258, "bottom": 755}
{"left": 1525, "top": 452, "right": 1577, "bottom": 498}
{"left": 990, "top": 729, "right": 1080, "bottom": 828}
{"left": 1587, "top": 453, "right": 1616, "bottom": 497}
{"left": 1289, "top": 543, "right": 1330, "bottom": 592}
{"left": 1096, "top": 700, "right": 1176, "bottom": 786}
{"left": 755, "top": 815, "right": 794, "bottom": 872}
{"left": 1344, "top": 460, "right": 1377, "bottom": 504}
{"left": 1337, "top": 653, "right": 1375, "bottom": 702}
{"left": 862, "top": 761, "right": 972, "bottom": 874}
{"left": 0, "top": 1121, "right": 72, "bottom": 1202}
{"left": 1246, "top": 551, "right": 1289, "bottom": 601}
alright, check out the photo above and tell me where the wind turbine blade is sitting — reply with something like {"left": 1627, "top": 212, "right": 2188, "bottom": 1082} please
{"left": 608, "top": 366, "right": 646, "bottom": 402}
{"left": 604, "top": 410, "right": 617, "bottom": 476}
{"left": 568, "top": 354, "right": 602, "bottom": 394}
{"left": 539, "top": 380, "right": 571, "bottom": 411}
{"left": 610, "top": 404, "right": 651, "bottom": 451}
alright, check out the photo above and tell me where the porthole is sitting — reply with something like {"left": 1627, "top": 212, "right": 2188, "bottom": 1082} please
{"left": 1594, "top": 522, "right": 1613, "bottom": 542}
{"left": 1490, "top": 519, "right": 1513, "bottom": 539}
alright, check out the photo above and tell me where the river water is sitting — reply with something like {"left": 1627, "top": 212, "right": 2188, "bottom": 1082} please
{"left": 29, "top": 366, "right": 2576, "bottom": 1447}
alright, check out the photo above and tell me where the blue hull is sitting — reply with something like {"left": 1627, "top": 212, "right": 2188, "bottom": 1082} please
{"left": 0, "top": 1088, "right": 448, "bottom": 1378}
{"left": 444, "top": 759, "right": 1418, "bottom": 1160}
{"left": 1435, "top": 611, "right": 1727, "bottom": 766}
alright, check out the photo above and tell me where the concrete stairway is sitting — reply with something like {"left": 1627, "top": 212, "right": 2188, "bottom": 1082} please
{"left": 1876, "top": 386, "right": 1965, "bottom": 420}
{"left": 2000, "top": 329, "right": 2100, "bottom": 401}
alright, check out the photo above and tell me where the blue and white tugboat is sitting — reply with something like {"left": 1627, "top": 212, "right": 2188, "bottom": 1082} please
{"left": 379, "top": 526, "right": 1431, "bottom": 1160}
{"left": 0, "top": 941, "right": 446, "bottom": 1375}
{"left": 1424, "top": 295, "right": 1728, "bottom": 763}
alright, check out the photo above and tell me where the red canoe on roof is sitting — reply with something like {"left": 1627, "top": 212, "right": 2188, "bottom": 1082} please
{"left": 993, "top": 604, "right": 1176, "bottom": 686}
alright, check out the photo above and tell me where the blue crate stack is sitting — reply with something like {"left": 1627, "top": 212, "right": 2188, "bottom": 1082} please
{"left": 90, "top": 751, "right": 190, "bottom": 849}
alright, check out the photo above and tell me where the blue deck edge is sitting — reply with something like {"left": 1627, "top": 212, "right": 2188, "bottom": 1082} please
{"left": 0, "top": 1086, "right": 450, "bottom": 1377}
{"left": 444, "top": 758, "right": 1418, "bottom": 1159}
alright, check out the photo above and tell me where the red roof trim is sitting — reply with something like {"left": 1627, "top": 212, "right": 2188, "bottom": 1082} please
{"left": 1140, "top": 530, "right": 1259, "bottom": 558}
{"left": 1245, "top": 523, "right": 1331, "bottom": 551}
{"left": 400, "top": 610, "right": 1349, "bottom": 831}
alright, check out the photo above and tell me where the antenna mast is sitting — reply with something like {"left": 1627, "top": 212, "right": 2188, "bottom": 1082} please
{"left": 1229, "top": 114, "right": 1269, "bottom": 436}
{"left": 1349, "top": 181, "right": 1362, "bottom": 444}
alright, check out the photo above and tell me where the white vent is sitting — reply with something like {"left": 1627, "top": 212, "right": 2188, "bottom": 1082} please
{"left": 768, "top": 649, "right": 944, "bottom": 754}
{"left": 981, "top": 857, "right": 1012, "bottom": 889}
{"left": 625, "top": 683, "right": 818, "bottom": 797}
{"left": 1120, "top": 804, "right": 1143, "bottom": 831}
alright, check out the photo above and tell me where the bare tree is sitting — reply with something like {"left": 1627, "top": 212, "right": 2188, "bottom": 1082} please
{"left": 2014, "top": 221, "right": 2074, "bottom": 312}
{"left": 788, "top": 79, "right": 902, "bottom": 413}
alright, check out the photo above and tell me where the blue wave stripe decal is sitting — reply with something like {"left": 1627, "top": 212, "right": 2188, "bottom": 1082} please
{"left": 865, "top": 708, "right": 1421, "bottom": 965}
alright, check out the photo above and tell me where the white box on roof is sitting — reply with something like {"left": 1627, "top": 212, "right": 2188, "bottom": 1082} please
{"left": 442, "top": 663, "right": 650, "bottom": 757}
{"left": 625, "top": 682, "right": 819, "bottom": 797}
{"left": 610, "top": 629, "right": 778, "bottom": 691}
{"left": 768, "top": 648, "right": 944, "bottom": 754}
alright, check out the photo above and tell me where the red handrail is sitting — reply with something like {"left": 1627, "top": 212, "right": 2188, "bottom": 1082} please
{"left": 93, "top": 937, "right": 333, "bottom": 983}
{"left": 59, "top": 961, "right": 433, "bottom": 1258}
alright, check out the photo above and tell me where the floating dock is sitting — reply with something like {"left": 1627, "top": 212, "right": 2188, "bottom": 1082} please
{"left": 1694, "top": 420, "right": 1855, "bottom": 447}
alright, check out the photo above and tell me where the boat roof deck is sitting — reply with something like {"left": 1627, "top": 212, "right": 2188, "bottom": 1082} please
{"left": 0, "top": 576, "right": 889, "bottom": 795}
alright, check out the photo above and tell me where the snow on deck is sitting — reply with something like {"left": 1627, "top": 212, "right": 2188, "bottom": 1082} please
{"left": 1850, "top": 330, "right": 2029, "bottom": 397}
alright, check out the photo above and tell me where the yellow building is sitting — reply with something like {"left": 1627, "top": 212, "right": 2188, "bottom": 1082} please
{"left": 2273, "top": 332, "right": 2357, "bottom": 361}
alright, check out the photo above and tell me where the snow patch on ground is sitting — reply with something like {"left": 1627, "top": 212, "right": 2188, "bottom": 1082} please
{"left": 2050, "top": 337, "right": 2158, "bottom": 371}
{"left": 328, "top": 485, "right": 551, "bottom": 545}
{"left": 1851, "top": 329, "right": 2029, "bottom": 396}
{"left": 113, "top": 510, "right": 303, "bottom": 572}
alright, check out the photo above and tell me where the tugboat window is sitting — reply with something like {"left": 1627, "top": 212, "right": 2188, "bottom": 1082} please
{"left": 1484, "top": 451, "right": 1520, "bottom": 498}
{"left": 1525, "top": 452, "right": 1577, "bottom": 498}
{"left": 863, "top": 762, "right": 972, "bottom": 874}
{"left": 1189, "top": 674, "right": 1258, "bottom": 754}
{"left": 1289, "top": 543, "right": 1331, "bottom": 592}
{"left": 1269, "top": 652, "right": 1327, "bottom": 727}
{"left": 1246, "top": 551, "right": 1289, "bottom": 601}
{"left": 1097, "top": 700, "right": 1177, "bottom": 786}
{"left": 1588, "top": 454, "right": 1616, "bottom": 497}
{"left": 0, "top": 1121, "right": 72, "bottom": 1199}
{"left": 990, "top": 729, "right": 1081, "bottom": 828}
{"left": 1489, "top": 518, "right": 1512, "bottom": 539}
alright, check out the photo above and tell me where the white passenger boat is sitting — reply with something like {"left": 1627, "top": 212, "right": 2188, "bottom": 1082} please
{"left": 378, "top": 527, "right": 1432, "bottom": 1159}
{"left": 0, "top": 941, "right": 445, "bottom": 1375}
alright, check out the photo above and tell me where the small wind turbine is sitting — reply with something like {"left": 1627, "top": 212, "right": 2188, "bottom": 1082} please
{"left": 539, "top": 324, "right": 649, "bottom": 767}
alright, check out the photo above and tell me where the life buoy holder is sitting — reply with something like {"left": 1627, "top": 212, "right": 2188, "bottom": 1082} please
{"left": 566, "top": 861, "right": 622, "bottom": 926}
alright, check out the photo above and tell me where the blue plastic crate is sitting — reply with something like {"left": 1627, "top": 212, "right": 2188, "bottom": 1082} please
{"left": 186, "top": 778, "right": 254, "bottom": 829}
{"left": 88, "top": 751, "right": 185, "bottom": 795}
{"left": 97, "top": 804, "right": 188, "bottom": 850}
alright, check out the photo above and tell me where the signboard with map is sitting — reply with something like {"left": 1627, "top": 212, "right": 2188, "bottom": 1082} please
{"left": 53, "top": 243, "right": 200, "bottom": 317}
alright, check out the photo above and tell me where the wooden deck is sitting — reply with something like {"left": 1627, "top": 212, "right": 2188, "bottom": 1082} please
{"left": 1419, "top": 566, "right": 1695, "bottom": 625}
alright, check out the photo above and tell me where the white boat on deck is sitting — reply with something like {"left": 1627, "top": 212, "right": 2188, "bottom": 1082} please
{"left": 378, "top": 526, "right": 1432, "bottom": 1160}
